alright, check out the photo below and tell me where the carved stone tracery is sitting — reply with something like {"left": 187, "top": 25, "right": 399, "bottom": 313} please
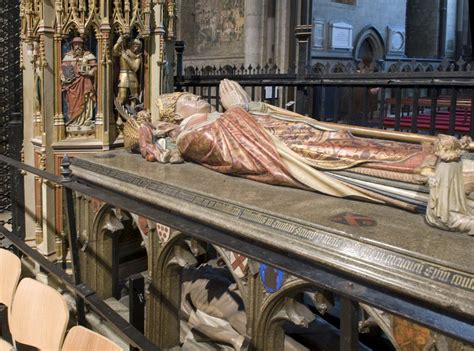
{"left": 20, "top": 0, "right": 41, "bottom": 43}
{"left": 112, "top": 0, "right": 151, "bottom": 38}
{"left": 75, "top": 198, "right": 473, "bottom": 350}
{"left": 54, "top": 0, "right": 101, "bottom": 36}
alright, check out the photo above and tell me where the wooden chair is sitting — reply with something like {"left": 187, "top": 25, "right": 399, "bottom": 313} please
{"left": 0, "top": 249, "right": 21, "bottom": 313}
{"left": 62, "top": 326, "right": 122, "bottom": 351}
{"left": 9, "top": 278, "right": 69, "bottom": 351}
{"left": 0, "top": 249, "right": 21, "bottom": 351}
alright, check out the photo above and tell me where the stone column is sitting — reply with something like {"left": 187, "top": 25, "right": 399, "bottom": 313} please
{"left": 53, "top": 34, "right": 65, "bottom": 143}
{"left": 163, "top": 0, "right": 177, "bottom": 94}
{"left": 150, "top": 0, "right": 165, "bottom": 120}
{"left": 36, "top": 1, "right": 58, "bottom": 260}
{"left": 274, "top": 0, "right": 293, "bottom": 71}
{"left": 93, "top": 0, "right": 113, "bottom": 147}
{"left": 175, "top": 41, "right": 185, "bottom": 83}
{"left": 438, "top": 0, "right": 448, "bottom": 58}
{"left": 21, "top": 40, "right": 37, "bottom": 246}
{"left": 97, "top": 17, "right": 114, "bottom": 147}
{"left": 455, "top": 0, "right": 465, "bottom": 59}
{"left": 295, "top": 0, "right": 312, "bottom": 77}
{"left": 406, "top": 0, "right": 441, "bottom": 58}
{"left": 244, "top": 0, "right": 264, "bottom": 66}
{"left": 469, "top": 0, "right": 474, "bottom": 59}
{"left": 294, "top": 0, "right": 312, "bottom": 115}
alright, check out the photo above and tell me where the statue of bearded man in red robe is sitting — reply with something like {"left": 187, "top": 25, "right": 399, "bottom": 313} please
{"left": 61, "top": 37, "right": 97, "bottom": 130}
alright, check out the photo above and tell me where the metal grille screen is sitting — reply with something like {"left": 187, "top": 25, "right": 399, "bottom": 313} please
{"left": 0, "top": 0, "right": 21, "bottom": 215}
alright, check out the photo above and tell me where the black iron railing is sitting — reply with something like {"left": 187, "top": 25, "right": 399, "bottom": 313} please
{"left": 175, "top": 58, "right": 474, "bottom": 139}
{"left": 0, "top": 154, "right": 158, "bottom": 351}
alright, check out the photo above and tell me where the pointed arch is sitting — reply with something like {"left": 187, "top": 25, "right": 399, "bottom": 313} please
{"left": 354, "top": 26, "right": 386, "bottom": 61}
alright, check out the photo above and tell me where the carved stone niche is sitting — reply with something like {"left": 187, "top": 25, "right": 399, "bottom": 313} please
{"left": 81, "top": 205, "right": 146, "bottom": 300}
{"left": 145, "top": 231, "right": 194, "bottom": 348}
{"left": 180, "top": 246, "right": 252, "bottom": 350}
{"left": 112, "top": 31, "right": 145, "bottom": 126}
{"left": 60, "top": 33, "right": 98, "bottom": 139}
{"left": 145, "top": 233, "right": 253, "bottom": 350}
{"left": 255, "top": 281, "right": 411, "bottom": 351}
{"left": 256, "top": 280, "right": 318, "bottom": 351}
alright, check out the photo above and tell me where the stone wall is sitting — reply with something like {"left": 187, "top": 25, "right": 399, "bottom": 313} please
{"left": 177, "top": 0, "right": 246, "bottom": 67}
{"left": 176, "top": 0, "right": 296, "bottom": 71}
{"left": 177, "top": 0, "right": 466, "bottom": 70}
{"left": 311, "top": 0, "right": 407, "bottom": 60}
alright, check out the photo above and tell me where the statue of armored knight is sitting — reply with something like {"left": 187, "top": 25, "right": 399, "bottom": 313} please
{"left": 113, "top": 35, "right": 143, "bottom": 122}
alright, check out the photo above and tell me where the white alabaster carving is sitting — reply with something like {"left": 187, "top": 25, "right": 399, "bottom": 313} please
{"left": 426, "top": 136, "right": 474, "bottom": 234}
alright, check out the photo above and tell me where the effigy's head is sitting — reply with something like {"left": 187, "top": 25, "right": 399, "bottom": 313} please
{"left": 156, "top": 92, "right": 212, "bottom": 124}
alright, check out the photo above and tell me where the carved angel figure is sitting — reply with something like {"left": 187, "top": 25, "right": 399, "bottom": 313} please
{"left": 124, "top": 80, "right": 474, "bottom": 234}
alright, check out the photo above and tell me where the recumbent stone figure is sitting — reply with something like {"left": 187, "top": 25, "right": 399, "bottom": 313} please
{"left": 123, "top": 79, "right": 474, "bottom": 234}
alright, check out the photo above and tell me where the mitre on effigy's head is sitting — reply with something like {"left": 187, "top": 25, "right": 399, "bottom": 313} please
{"left": 155, "top": 92, "right": 190, "bottom": 124}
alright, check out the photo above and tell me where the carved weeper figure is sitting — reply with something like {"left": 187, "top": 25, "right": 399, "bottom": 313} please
{"left": 180, "top": 266, "right": 248, "bottom": 350}
{"left": 124, "top": 80, "right": 474, "bottom": 234}
{"left": 61, "top": 37, "right": 97, "bottom": 130}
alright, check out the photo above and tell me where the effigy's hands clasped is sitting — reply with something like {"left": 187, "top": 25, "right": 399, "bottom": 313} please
{"left": 219, "top": 79, "right": 251, "bottom": 111}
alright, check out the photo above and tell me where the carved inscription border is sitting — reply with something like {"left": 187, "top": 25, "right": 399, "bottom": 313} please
{"left": 72, "top": 158, "right": 474, "bottom": 294}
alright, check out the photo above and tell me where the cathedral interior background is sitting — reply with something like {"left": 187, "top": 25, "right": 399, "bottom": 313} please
{"left": 0, "top": 1, "right": 474, "bottom": 350}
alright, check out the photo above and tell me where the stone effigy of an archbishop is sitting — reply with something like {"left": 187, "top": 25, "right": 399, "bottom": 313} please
{"left": 123, "top": 79, "right": 474, "bottom": 234}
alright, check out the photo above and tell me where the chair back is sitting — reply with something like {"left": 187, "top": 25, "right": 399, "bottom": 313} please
{"left": 62, "top": 326, "right": 122, "bottom": 351}
{"left": 0, "top": 249, "right": 21, "bottom": 310}
{"left": 9, "top": 278, "right": 69, "bottom": 351}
